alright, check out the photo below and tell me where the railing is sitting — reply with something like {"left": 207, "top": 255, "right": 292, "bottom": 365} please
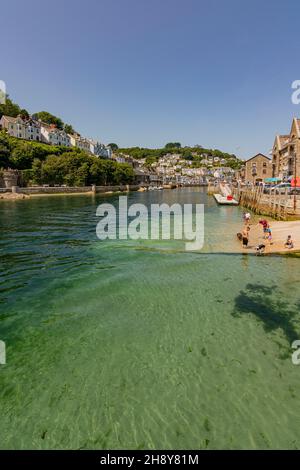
{"left": 232, "top": 184, "right": 300, "bottom": 218}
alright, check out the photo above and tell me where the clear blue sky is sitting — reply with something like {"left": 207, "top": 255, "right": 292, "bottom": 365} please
{"left": 1, "top": 0, "right": 300, "bottom": 158}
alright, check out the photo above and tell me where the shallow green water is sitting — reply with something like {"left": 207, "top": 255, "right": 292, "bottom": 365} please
{"left": 0, "top": 187, "right": 300, "bottom": 449}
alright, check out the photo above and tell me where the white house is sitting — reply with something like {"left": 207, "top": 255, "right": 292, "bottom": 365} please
{"left": 68, "top": 133, "right": 91, "bottom": 152}
{"left": 25, "top": 118, "right": 41, "bottom": 141}
{"left": 114, "top": 155, "right": 126, "bottom": 163}
{"left": 0, "top": 115, "right": 41, "bottom": 141}
{"left": 88, "top": 139, "right": 112, "bottom": 158}
{"left": 41, "top": 124, "right": 70, "bottom": 146}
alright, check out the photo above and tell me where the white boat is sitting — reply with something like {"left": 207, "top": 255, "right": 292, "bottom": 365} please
{"left": 214, "top": 193, "right": 239, "bottom": 205}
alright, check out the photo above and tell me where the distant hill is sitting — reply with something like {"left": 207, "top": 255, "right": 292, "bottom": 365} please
{"left": 116, "top": 145, "right": 243, "bottom": 170}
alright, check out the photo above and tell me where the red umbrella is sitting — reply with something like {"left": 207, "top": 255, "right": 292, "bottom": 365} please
{"left": 291, "top": 177, "right": 300, "bottom": 187}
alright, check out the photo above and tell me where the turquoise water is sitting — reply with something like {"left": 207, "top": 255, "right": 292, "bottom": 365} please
{"left": 0, "top": 187, "right": 300, "bottom": 449}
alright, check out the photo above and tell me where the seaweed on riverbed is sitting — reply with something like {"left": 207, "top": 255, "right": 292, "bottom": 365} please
{"left": 232, "top": 283, "right": 300, "bottom": 351}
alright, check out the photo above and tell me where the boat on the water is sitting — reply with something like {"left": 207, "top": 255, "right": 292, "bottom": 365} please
{"left": 214, "top": 193, "right": 239, "bottom": 205}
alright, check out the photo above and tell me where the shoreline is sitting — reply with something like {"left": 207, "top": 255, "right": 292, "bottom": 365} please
{"left": 1, "top": 188, "right": 300, "bottom": 257}
{"left": 236, "top": 220, "right": 300, "bottom": 255}
{"left": 0, "top": 189, "right": 130, "bottom": 200}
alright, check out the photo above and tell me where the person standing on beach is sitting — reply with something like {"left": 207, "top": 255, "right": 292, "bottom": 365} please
{"left": 258, "top": 219, "right": 269, "bottom": 238}
{"left": 243, "top": 212, "right": 251, "bottom": 224}
{"left": 242, "top": 226, "right": 250, "bottom": 248}
{"left": 266, "top": 227, "right": 273, "bottom": 245}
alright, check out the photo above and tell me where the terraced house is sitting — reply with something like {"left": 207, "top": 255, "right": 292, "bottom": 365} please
{"left": 40, "top": 123, "right": 71, "bottom": 146}
{"left": 68, "top": 133, "right": 91, "bottom": 153}
{"left": 88, "top": 139, "right": 112, "bottom": 158}
{"left": 272, "top": 118, "right": 300, "bottom": 181}
{"left": 0, "top": 114, "right": 41, "bottom": 141}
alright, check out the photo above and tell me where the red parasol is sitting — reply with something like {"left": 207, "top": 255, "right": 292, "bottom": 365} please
{"left": 291, "top": 177, "right": 300, "bottom": 187}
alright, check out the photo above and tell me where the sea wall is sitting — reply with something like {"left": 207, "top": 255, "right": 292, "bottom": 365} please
{"left": 233, "top": 186, "right": 300, "bottom": 220}
{"left": 10, "top": 184, "right": 141, "bottom": 196}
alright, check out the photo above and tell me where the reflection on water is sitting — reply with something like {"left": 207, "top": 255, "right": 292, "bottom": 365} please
{"left": 0, "top": 188, "right": 300, "bottom": 449}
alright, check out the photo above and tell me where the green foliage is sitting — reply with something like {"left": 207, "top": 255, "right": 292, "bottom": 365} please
{"left": 0, "top": 131, "right": 134, "bottom": 186}
{"left": 0, "top": 96, "right": 28, "bottom": 119}
{"left": 0, "top": 131, "right": 64, "bottom": 170}
{"left": 33, "top": 111, "right": 64, "bottom": 129}
{"left": 145, "top": 155, "right": 158, "bottom": 168}
{"left": 10, "top": 143, "right": 35, "bottom": 170}
{"left": 108, "top": 143, "right": 118, "bottom": 151}
{"left": 64, "top": 123, "right": 75, "bottom": 134}
{"left": 1, "top": 95, "right": 78, "bottom": 137}
{"left": 19, "top": 109, "right": 29, "bottom": 119}
{"left": 117, "top": 147, "right": 168, "bottom": 162}
{"left": 38, "top": 153, "right": 134, "bottom": 187}
{"left": 113, "top": 163, "right": 135, "bottom": 184}
{"left": 115, "top": 145, "right": 242, "bottom": 169}
{"left": 165, "top": 142, "right": 181, "bottom": 149}
{"left": 0, "top": 132, "right": 10, "bottom": 168}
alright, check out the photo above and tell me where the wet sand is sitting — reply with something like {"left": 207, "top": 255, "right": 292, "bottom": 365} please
{"left": 238, "top": 220, "right": 300, "bottom": 255}
{"left": 0, "top": 192, "right": 29, "bottom": 200}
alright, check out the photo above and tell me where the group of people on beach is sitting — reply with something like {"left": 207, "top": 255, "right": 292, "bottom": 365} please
{"left": 237, "top": 212, "right": 295, "bottom": 255}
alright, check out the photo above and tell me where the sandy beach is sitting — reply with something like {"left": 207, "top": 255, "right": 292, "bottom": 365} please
{"left": 239, "top": 220, "right": 300, "bottom": 255}
{"left": 0, "top": 192, "right": 29, "bottom": 200}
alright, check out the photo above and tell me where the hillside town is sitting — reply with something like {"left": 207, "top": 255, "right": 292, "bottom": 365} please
{"left": 1, "top": 110, "right": 300, "bottom": 192}
{"left": 115, "top": 151, "right": 237, "bottom": 186}
{"left": 0, "top": 111, "right": 240, "bottom": 187}
{"left": 0, "top": 114, "right": 112, "bottom": 158}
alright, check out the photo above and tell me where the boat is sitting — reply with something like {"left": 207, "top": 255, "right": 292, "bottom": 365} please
{"left": 213, "top": 193, "right": 239, "bottom": 205}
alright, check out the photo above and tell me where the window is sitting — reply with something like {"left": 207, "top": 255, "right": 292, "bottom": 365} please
{"left": 263, "top": 162, "right": 267, "bottom": 167}
{"left": 263, "top": 169, "right": 266, "bottom": 174}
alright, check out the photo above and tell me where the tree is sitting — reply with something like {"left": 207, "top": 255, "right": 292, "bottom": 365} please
{"left": 145, "top": 155, "right": 158, "bottom": 168}
{"left": 10, "top": 142, "right": 35, "bottom": 169}
{"left": 165, "top": 142, "right": 181, "bottom": 149}
{"left": 41, "top": 155, "right": 66, "bottom": 185}
{"left": 89, "top": 159, "right": 107, "bottom": 185}
{"left": 113, "top": 163, "right": 135, "bottom": 184}
{"left": 0, "top": 96, "right": 25, "bottom": 119}
{"left": 31, "top": 158, "right": 42, "bottom": 184}
{"left": 19, "top": 109, "right": 29, "bottom": 119}
{"left": 64, "top": 123, "right": 75, "bottom": 135}
{"left": 0, "top": 131, "right": 10, "bottom": 168}
{"left": 108, "top": 143, "right": 118, "bottom": 151}
{"left": 33, "top": 111, "right": 64, "bottom": 129}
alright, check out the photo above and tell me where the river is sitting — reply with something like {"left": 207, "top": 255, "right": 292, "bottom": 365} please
{"left": 0, "top": 187, "right": 299, "bottom": 449}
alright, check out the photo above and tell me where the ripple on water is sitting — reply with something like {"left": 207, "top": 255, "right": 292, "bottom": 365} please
{"left": 0, "top": 189, "right": 300, "bottom": 449}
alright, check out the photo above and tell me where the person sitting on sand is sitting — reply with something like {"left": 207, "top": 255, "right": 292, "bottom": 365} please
{"left": 284, "top": 235, "right": 294, "bottom": 249}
